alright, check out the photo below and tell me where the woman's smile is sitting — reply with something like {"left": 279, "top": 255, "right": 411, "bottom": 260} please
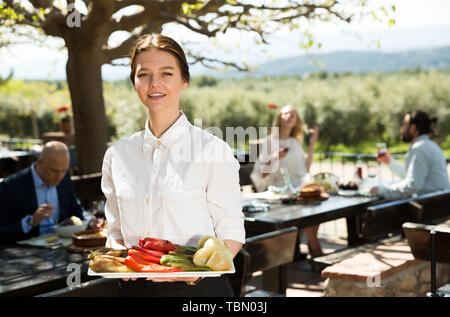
{"left": 134, "top": 49, "right": 188, "bottom": 113}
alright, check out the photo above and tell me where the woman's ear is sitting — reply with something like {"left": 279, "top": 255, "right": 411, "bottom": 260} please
{"left": 182, "top": 80, "right": 189, "bottom": 90}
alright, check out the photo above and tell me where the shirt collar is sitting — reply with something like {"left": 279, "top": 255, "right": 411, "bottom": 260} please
{"left": 143, "top": 112, "right": 190, "bottom": 152}
{"left": 30, "top": 162, "right": 47, "bottom": 189}
{"left": 411, "top": 134, "right": 429, "bottom": 148}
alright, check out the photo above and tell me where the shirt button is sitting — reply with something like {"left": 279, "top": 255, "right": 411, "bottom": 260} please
{"left": 145, "top": 198, "right": 150, "bottom": 204}
{"left": 156, "top": 140, "right": 161, "bottom": 146}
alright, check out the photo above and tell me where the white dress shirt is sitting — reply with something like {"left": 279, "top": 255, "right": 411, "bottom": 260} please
{"left": 378, "top": 135, "right": 450, "bottom": 199}
{"left": 250, "top": 137, "right": 308, "bottom": 192}
{"left": 101, "top": 113, "right": 245, "bottom": 248}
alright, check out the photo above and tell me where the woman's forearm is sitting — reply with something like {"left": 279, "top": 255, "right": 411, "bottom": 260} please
{"left": 305, "top": 142, "right": 315, "bottom": 172}
{"left": 224, "top": 239, "right": 243, "bottom": 259}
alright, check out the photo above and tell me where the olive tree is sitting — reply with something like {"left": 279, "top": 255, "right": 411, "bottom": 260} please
{"left": 0, "top": 0, "right": 393, "bottom": 173}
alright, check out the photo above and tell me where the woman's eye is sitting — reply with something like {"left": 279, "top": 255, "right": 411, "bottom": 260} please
{"left": 138, "top": 73, "right": 147, "bottom": 78}
{"left": 162, "top": 72, "right": 173, "bottom": 76}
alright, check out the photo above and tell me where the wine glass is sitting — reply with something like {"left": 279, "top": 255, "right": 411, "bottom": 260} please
{"left": 376, "top": 142, "right": 388, "bottom": 158}
{"left": 367, "top": 163, "right": 378, "bottom": 187}
{"left": 376, "top": 142, "right": 388, "bottom": 180}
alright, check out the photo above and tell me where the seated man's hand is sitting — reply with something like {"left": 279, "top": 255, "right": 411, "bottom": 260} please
{"left": 32, "top": 203, "right": 53, "bottom": 225}
{"left": 377, "top": 151, "right": 392, "bottom": 165}
{"left": 88, "top": 218, "right": 105, "bottom": 230}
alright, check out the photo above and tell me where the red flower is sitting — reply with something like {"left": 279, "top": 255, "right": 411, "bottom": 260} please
{"left": 268, "top": 103, "right": 278, "bottom": 109}
{"left": 56, "top": 105, "right": 69, "bottom": 113}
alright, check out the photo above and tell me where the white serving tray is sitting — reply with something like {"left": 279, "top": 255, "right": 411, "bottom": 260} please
{"left": 87, "top": 262, "right": 235, "bottom": 279}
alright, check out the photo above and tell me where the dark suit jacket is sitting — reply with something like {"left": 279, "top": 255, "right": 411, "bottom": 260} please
{"left": 0, "top": 167, "right": 84, "bottom": 244}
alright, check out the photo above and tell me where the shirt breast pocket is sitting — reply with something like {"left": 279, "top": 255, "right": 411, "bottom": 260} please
{"left": 115, "top": 182, "right": 144, "bottom": 234}
{"left": 162, "top": 187, "right": 213, "bottom": 244}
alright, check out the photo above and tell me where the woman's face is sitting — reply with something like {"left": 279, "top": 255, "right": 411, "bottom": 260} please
{"left": 133, "top": 49, "right": 188, "bottom": 113}
{"left": 279, "top": 107, "right": 298, "bottom": 129}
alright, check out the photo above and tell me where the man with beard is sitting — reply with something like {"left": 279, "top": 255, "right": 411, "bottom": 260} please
{"left": 370, "top": 110, "right": 450, "bottom": 199}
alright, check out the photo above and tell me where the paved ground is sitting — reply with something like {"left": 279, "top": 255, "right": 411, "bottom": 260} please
{"left": 247, "top": 219, "right": 350, "bottom": 297}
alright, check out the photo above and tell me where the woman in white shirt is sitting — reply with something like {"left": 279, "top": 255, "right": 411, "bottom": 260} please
{"left": 101, "top": 34, "right": 245, "bottom": 296}
{"left": 250, "top": 105, "right": 324, "bottom": 257}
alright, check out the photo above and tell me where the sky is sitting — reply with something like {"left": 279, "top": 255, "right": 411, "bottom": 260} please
{"left": 1, "top": 0, "right": 450, "bottom": 80}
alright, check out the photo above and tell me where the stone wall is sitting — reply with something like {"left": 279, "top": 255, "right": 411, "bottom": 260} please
{"left": 321, "top": 240, "right": 450, "bottom": 297}
{"left": 324, "top": 262, "right": 450, "bottom": 297}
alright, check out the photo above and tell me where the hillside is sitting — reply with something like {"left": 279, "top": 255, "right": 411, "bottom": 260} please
{"left": 229, "top": 46, "right": 450, "bottom": 77}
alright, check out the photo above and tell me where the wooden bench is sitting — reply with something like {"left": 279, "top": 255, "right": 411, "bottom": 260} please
{"left": 414, "top": 189, "right": 450, "bottom": 222}
{"left": 71, "top": 172, "right": 105, "bottom": 210}
{"left": 229, "top": 226, "right": 298, "bottom": 297}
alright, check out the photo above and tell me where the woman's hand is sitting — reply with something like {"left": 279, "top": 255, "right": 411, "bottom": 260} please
{"left": 309, "top": 125, "right": 319, "bottom": 144}
{"left": 272, "top": 147, "right": 289, "bottom": 162}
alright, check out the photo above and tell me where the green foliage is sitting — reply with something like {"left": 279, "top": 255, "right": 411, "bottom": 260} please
{"left": 0, "top": 69, "right": 449, "bottom": 155}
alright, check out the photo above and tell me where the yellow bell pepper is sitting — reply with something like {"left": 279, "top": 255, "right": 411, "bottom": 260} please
{"left": 193, "top": 236, "right": 233, "bottom": 271}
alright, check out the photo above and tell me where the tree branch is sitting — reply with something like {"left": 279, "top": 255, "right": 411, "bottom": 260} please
{"left": 188, "top": 54, "right": 251, "bottom": 72}
{"left": 102, "top": 23, "right": 163, "bottom": 64}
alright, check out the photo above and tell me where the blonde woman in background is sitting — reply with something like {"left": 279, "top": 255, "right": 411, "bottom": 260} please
{"left": 250, "top": 104, "right": 323, "bottom": 257}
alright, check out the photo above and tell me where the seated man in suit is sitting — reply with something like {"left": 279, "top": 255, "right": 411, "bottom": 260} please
{"left": 0, "top": 141, "right": 88, "bottom": 244}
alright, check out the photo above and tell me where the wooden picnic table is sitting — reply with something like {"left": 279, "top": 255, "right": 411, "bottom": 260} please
{"left": 243, "top": 193, "right": 383, "bottom": 246}
{"left": 0, "top": 244, "right": 94, "bottom": 297}
{"left": 242, "top": 193, "right": 386, "bottom": 294}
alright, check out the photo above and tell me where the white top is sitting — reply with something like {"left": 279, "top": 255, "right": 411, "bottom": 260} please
{"left": 378, "top": 135, "right": 450, "bottom": 199}
{"left": 101, "top": 113, "right": 245, "bottom": 248}
{"left": 250, "top": 137, "right": 308, "bottom": 192}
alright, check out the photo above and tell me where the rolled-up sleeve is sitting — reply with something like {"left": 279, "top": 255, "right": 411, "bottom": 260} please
{"left": 378, "top": 149, "right": 428, "bottom": 199}
{"left": 101, "top": 148, "right": 124, "bottom": 246}
{"left": 205, "top": 142, "right": 245, "bottom": 244}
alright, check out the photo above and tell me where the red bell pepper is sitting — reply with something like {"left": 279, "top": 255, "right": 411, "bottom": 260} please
{"left": 128, "top": 248, "right": 161, "bottom": 264}
{"left": 138, "top": 237, "right": 177, "bottom": 252}
{"left": 124, "top": 256, "right": 183, "bottom": 273}
{"left": 131, "top": 245, "right": 166, "bottom": 258}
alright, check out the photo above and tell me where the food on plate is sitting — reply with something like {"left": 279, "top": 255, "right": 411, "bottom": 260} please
{"left": 128, "top": 248, "right": 161, "bottom": 264}
{"left": 160, "top": 254, "right": 212, "bottom": 271}
{"left": 60, "top": 215, "right": 83, "bottom": 226}
{"left": 309, "top": 173, "right": 338, "bottom": 193}
{"left": 337, "top": 179, "right": 359, "bottom": 190}
{"left": 131, "top": 245, "right": 166, "bottom": 258}
{"left": 45, "top": 235, "right": 59, "bottom": 243}
{"left": 87, "top": 247, "right": 127, "bottom": 260}
{"left": 300, "top": 185, "right": 322, "bottom": 198}
{"left": 124, "top": 249, "right": 183, "bottom": 273}
{"left": 88, "top": 236, "right": 234, "bottom": 274}
{"left": 193, "top": 236, "right": 233, "bottom": 271}
{"left": 78, "top": 230, "right": 107, "bottom": 239}
{"left": 313, "top": 172, "right": 336, "bottom": 181}
{"left": 72, "top": 229, "right": 107, "bottom": 247}
{"left": 138, "top": 237, "right": 177, "bottom": 252}
{"left": 89, "top": 255, "right": 134, "bottom": 273}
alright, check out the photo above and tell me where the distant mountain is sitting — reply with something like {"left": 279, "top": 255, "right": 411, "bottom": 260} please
{"left": 226, "top": 46, "right": 450, "bottom": 77}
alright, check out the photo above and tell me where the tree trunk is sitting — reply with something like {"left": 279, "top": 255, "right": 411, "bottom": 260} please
{"left": 66, "top": 42, "right": 108, "bottom": 175}
{"left": 30, "top": 110, "right": 39, "bottom": 139}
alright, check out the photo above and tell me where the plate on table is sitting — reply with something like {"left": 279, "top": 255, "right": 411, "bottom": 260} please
{"left": 87, "top": 261, "right": 235, "bottom": 279}
{"left": 337, "top": 189, "right": 358, "bottom": 197}
{"left": 17, "top": 234, "right": 71, "bottom": 249}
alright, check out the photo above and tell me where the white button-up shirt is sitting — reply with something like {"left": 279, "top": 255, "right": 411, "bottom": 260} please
{"left": 101, "top": 113, "right": 245, "bottom": 248}
{"left": 378, "top": 135, "right": 450, "bottom": 199}
{"left": 250, "top": 137, "right": 308, "bottom": 192}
